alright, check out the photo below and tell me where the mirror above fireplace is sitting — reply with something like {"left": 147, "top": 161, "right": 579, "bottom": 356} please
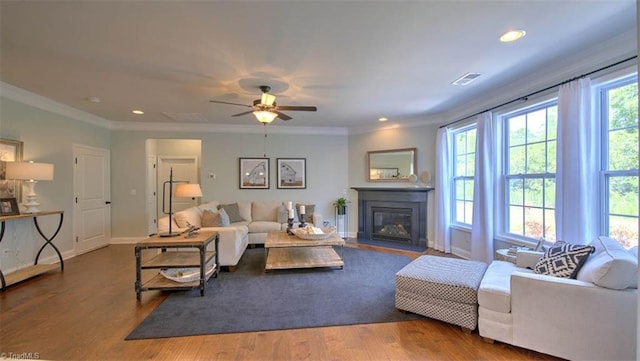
{"left": 367, "top": 147, "right": 417, "bottom": 182}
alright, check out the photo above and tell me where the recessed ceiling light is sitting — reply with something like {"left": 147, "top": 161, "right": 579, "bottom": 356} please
{"left": 378, "top": 117, "right": 388, "bottom": 122}
{"left": 132, "top": 110, "right": 144, "bottom": 115}
{"left": 500, "top": 29, "right": 526, "bottom": 42}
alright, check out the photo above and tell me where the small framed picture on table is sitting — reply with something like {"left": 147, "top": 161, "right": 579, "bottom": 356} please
{"left": 0, "top": 198, "right": 20, "bottom": 216}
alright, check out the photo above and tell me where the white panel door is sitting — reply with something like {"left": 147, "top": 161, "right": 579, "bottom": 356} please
{"left": 73, "top": 144, "right": 111, "bottom": 254}
{"left": 157, "top": 157, "right": 199, "bottom": 221}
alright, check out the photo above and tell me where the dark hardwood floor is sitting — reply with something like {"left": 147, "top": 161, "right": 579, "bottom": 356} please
{"left": 0, "top": 241, "right": 561, "bottom": 361}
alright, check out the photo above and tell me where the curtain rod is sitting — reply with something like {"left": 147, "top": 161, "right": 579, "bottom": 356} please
{"left": 439, "top": 55, "right": 638, "bottom": 129}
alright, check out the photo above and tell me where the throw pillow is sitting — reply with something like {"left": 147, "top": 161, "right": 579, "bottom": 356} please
{"left": 201, "top": 210, "right": 221, "bottom": 227}
{"left": 576, "top": 237, "right": 638, "bottom": 289}
{"left": 296, "top": 203, "right": 315, "bottom": 223}
{"left": 534, "top": 242, "right": 595, "bottom": 279}
{"left": 218, "top": 208, "right": 231, "bottom": 226}
{"left": 217, "top": 203, "right": 245, "bottom": 223}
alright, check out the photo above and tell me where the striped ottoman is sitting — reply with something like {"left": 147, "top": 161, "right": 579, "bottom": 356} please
{"left": 395, "top": 255, "right": 488, "bottom": 332}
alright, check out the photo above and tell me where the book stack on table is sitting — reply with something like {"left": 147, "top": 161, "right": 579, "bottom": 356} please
{"left": 507, "top": 246, "right": 531, "bottom": 256}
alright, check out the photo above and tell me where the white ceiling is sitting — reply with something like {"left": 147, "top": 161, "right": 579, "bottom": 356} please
{"left": 0, "top": 1, "right": 636, "bottom": 131}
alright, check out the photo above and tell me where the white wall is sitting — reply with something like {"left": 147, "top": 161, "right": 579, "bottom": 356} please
{"left": 110, "top": 129, "right": 349, "bottom": 238}
{"left": 347, "top": 124, "right": 439, "bottom": 241}
{"left": 0, "top": 96, "right": 110, "bottom": 272}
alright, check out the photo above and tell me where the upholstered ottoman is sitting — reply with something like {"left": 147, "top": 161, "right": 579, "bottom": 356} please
{"left": 395, "top": 255, "right": 488, "bottom": 331}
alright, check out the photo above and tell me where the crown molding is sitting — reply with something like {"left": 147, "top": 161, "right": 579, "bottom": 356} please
{"left": 0, "top": 82, "right": 113, "bottom": 129}
{"left": 109, "top": 120, "right": 349, "bottom": 135}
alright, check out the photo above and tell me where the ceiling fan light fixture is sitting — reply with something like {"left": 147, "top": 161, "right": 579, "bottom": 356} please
{"left": 261, "top": 93, "right": 276, "bottom": 106}
{"left": 253, "top": 110, "right": 278, "bottom": 124}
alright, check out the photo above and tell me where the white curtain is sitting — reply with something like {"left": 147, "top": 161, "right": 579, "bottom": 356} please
{"left": 471, "top": 112, "right": 495, "bottom": 263}
{"left": 434, "top": 127, "right": 451, "bottom": 253}
{"left": 556, "top": 78, "right": 597, "bottom": 244}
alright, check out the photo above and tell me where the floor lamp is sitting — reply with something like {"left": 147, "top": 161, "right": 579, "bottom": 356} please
{"left": 5, "top": 161, "right": 55, "bottom": 213}
{"left": 159, "top": 168, "right": 203, "bottom": 237}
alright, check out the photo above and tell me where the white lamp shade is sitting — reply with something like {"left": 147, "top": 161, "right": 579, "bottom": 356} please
{"left": 174, "top": 183, "right": 202, "bottom": 198}
{"left": 253, "top": 110, "right": 278, "bottom": 124}
{"left": 6, "top": 162, "right": 54, "bottom": 181}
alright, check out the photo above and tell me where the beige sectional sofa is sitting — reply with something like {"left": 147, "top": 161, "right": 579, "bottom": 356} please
{"left": 157, "top": 201, "right": 323, "bottom": 270}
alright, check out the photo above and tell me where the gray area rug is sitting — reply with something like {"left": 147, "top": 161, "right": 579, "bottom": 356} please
{"left": 126, "top": 247, "right": 421, "bottom": 340}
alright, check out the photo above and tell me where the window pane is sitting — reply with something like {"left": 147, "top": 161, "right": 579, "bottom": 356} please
{"left": 609, "top": 176, "right": 639, "bottom": 216}
{"left": 509, "top": 206, "right": 524, "bottom": 235}
{"left": 525, "top": 207, "right": 544, "bottom": 238}
{"left": 455, "top": 201, "right": 466, "bottom": 223}
{"left": 547, "top": 106, "right": 557, "bottom": 140}
{"left": 467, "top": 129, "right": 477, "bottom": 153}
{"left": 527, "top": 142, "right": 546, "bottom": 173}
{"left": 509, "top": 178, "right": 523, "bottom": 206}
{"left": 608, "top": 82, "right": 638, "bottom": 130}
{"left": 455, "top": 155, "right": 467, "bottom": 176}
{"left": 465, "top": 179, "right": 474, "bottom": 200}
{"left": 547, "top": 140, "right": 556, "bottom": 173}
{"left": 609, "top": 129, "right": 639, "bottom": 171}
{"left": 509, "top": 115, "right": 526, "bottom": 146}
{"left": 509, "top": 145, "right": 526, "bottom": 174}
{"left": 464, "top": 201, "right": 474, "bottom": 224}
{"left": 609, "top": 215, "right": 638, "bottom": 249}
{"left": 455, "top": 179, "right": 465, "bottom": 200}
{"left": 545, "top": 209, "right": 556, "bottom": 241}
{"left": 544, "top": 178, "right": 556, "bottom": 208}
{"left": 527, "top": 109, "right": 547, "bottom": 143}
{"left": 524, "top": 178, "right": 544, "bottom": 208}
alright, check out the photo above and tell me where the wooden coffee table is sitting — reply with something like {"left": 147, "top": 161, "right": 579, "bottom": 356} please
{"left": 264, "top": 230, "right": 345, "bottom": 272}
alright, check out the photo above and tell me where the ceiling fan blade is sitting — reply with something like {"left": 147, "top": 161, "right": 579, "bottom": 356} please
{"left": 275, "top": 111, "right": 292, "bottom": 121}
{"left": 232, "top": 110, "right": 254, "bottom": 117}
{"left": 210, "top": 100, "right": 252, "bottom": 108}
{"left": 276, "top": 105, "right": 317, "bottom": 112}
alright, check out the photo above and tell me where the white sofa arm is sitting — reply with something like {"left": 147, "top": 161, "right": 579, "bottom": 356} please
{"left": 511, "top": 271, "right": 637, "bottom": 361}
{"left": 515, "top": 250, "right": 543, "bottom": 269}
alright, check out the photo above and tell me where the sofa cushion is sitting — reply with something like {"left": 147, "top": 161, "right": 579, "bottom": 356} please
{"left": 253, "top": 201, "right": 280, "bottom": 222}
{"left": 202, "top": 209, "right": 230, "bottom": 227}
{"left": 534, "top": 242, "right": 594, "bottom": 279}
{"left": 479, "top": 261, "right": 517, "bottom": 313}
{"left": 576, "top": 237, "right": 638, "bottom": 289}
{"left": 248, "top": 220, "right": 282, "bottom": 234}
{"left": 173, "top": 207, "right": 203, "bottom": 228}
{"left": 217, "top": 203, "right": 245, "bottom": 223}
{"left": 296, "top": 203, "right": 315, "bottom": 223}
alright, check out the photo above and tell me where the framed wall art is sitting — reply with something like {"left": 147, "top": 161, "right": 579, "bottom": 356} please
{"left": 0, "top": 138, "right": 23, "bottom": 200}
{"left": 0, "top": 198, "right": 20, "bottom": 216}
{"left": 239, "top": 158, "right": 269, "bottom": 189}
{"left": 277, "top": 158, "right": 306, "bottom": 189}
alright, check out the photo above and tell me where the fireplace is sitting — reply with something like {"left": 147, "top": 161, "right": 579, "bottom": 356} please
{"left": 372, "top": 207, "right": 413, "bottom": 243}
{"left": 352, "top": 187, "right": 433, "bottom": 248}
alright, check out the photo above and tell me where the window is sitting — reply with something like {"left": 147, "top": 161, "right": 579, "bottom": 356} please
{"left": 453, "top": 126, "right": 476, "bottom": 224}
{"left": 600, "top": 77, "right": 638, "bottom": 249}
{"left": 504, "top": 103, "right": 557, "bottom": 240}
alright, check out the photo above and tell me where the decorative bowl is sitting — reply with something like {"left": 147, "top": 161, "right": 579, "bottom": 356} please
{"left": 160, "top": 262, "right": 216, "bottom": 283}
{"left": 292, "top": 226, "right": 337, "bottom": 240}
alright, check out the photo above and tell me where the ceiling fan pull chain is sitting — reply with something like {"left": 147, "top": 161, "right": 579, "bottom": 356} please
{"left": 263, "top": 123, "right": 268, "bottom": 158}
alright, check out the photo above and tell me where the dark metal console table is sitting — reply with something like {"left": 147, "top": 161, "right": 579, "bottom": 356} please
{"left": 0, "top": 210, "right": 64, "bottom": 291}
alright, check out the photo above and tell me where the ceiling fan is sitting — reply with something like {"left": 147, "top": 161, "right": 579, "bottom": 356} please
{"left": 209, "top": 85, "right": 317, "bottom": 124}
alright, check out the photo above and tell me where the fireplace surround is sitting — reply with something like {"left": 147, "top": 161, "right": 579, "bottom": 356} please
{"left": 352, "top": 187, "right": 433, "bottom": 248}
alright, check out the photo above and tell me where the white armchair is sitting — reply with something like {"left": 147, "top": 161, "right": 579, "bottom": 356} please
{"left": 478, "top": 237, "right": 638, "bottom": 360}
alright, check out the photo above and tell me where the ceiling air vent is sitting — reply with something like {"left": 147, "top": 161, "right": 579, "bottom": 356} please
{"left": 451, "top": 72, "right": 482, "bottom": 86}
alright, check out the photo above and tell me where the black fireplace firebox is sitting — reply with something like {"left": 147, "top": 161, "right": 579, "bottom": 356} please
{"left": 372, "top": 207, "right": 413, "bottom": 243}
{"left": 352, "top": 187, "right": 433, "bottom": 248}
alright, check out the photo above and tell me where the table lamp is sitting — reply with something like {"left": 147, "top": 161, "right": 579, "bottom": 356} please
{"left": 5, "top": 161, "right": 54, "bottom": 213}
